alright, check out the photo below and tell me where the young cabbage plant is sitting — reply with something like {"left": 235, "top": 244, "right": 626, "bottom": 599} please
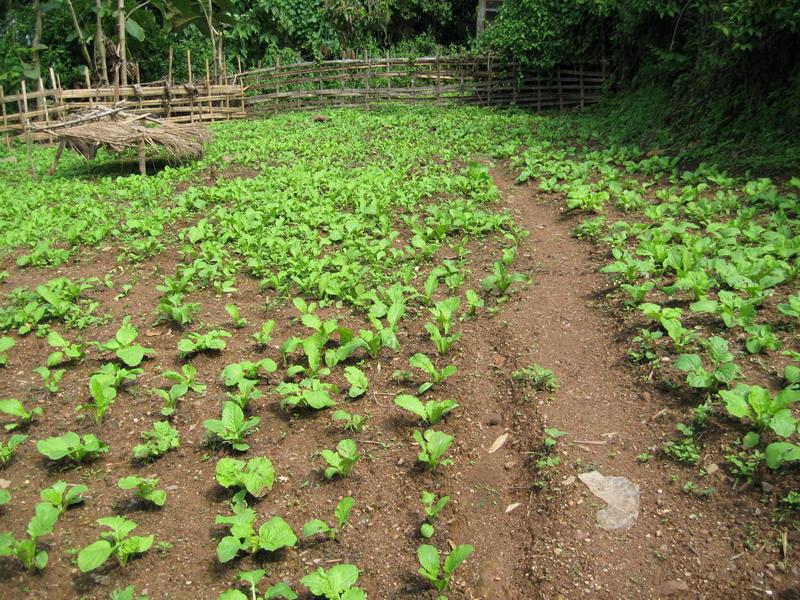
{"left": 331, "top": 410, "right": 368, "bottom": 433}
{"left": 118, "top": 476, "right": 167, "bottom": 507}
{"left": 424, "top": 322, "right": 461, "bottom": 355}
{"left": 481, "top": 261, "right": 526, "bottom": 296}
{"left": 409, "top": 353, "right": 457, "bottom": 393}
{"left": 276, "top": 378, "right": 336, "bottom": 411}
{"left": 394, "top": 395, "right": 458, "bottom": 425}
{"left": 45, "top": 330, "right": 84, "bottom": 367}
{"left": 225, "top": 304, "right": 248, "bottom": 328}
{"left": 218, "top": 569, "right": 297, "bottom": 600}
{"left": 0, "top": 433, "right": 27, "bottom": 464}
{"left": 0, "top": 398, "right": 42, "bottom": 430}
{"left": 156, "top": 292, "right": 200, "bottom": 327}
{"left": 40, "top": 480, "right": 88, "bottom": 514}
{"left": 33, "top": 366, "right": 65, "bottom": 393}
{"left": 162, "top": 364, "right": 207, "bottom": 393}
{"left": 0, "top": 501, "right": 60, "bottom": 570}
{"left": 343, "top": 366, "right": 368, "bottom": 398}
{"left": 216, "top": 456, "right": 275, "bottom": 498}
{"left": 417, "top": 543, "right": 474, "bottom": 593}
{"left": 77, "top": 516, "right": 155, "bottom": 572}
{"left": 419, "top": 491, "right": 450, "bottom": 539}
{"left": 178, "top": 330, "right": 232, "bottom": 358}
{"left": 82, "top": 374, "right": 118, "bottom": 424}
{"left": 719, "top": 384, "right": 799, "bottom": 445}
{"left": 133, "top": 421, "right": 180, "bottom": 461}
{"left": 319, "top": 439, "right": 360, "bottom": 480}
{"left": 215, "top": 496, "right": 297, "bottom": 563}
{"left": 252, "top": 320, "right": 277, "bottom": 347}
{"left": 301, "top": 563, "right": 366, "bottom": 600}
{"left": 37, "top": 432, "right": 108, "bottom": 463}
{"left": 204, "top": 402, "right": 260, "bottom": 452}
{"left": 98, "top": 316, "right": 155, "bottom": 367}
{"left": 302, "top": 496, "right": 355, "bottom": 542}
{"left": 413, "top": 429, "right": 455, "bottom": 471}
{"left": 150, "top": 381, "right": 187, "bottom": 417}
{"left": 0, "top": 336, "right": 15, "bottom": 366}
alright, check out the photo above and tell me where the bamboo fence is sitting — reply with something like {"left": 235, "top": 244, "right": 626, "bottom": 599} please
{"left": 230, "top": 56, "right": 608, "bottom": 114}
{"left": 1, "top": 56, "right": 608, "bottom": 143}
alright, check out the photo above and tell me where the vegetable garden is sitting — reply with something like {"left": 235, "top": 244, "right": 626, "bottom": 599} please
{"left": 0, "top": 103, "right": 798, "bottom": 599}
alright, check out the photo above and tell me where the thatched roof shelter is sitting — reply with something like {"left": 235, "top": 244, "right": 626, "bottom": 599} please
{"left": 35, "top": 104, "right": 212, "bottom": 175}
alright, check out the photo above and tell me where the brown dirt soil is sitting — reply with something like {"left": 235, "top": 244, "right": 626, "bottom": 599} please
{"left": 0, "top": 161, "right": 797, "bottom": 600}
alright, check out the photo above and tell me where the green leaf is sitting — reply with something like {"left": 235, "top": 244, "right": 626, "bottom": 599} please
{"left": 117, "top": 345, "right": 146, "bottom": 367}
{"left": 443, "top": 544, "right": 474, "bottom": 575}
{"left": 77, "top": 540, "right": 113, "bottom": 572}
{"left": 326, "top": 563, "right": 360, "bottom": 594}
{"left": 765, "top": 442, "right": 800, "bottom": 469}
{"left": 217, "top": 535, "right": 244, "bottom": 563}
{"left": 264, "top": 582, "right": 297, "bottom": 599}
{"left": 217, "top": 591, "right": 247, "bottom": 600}
{"left": 742, "top": 431, "right": 760, "bottom": 449}
{"left": 334, "top": 496, "right": 355, "bottom": 529}
{"left": 769, "top": 408, "right": 797, "bottom": 438}
{"left": 257, "top": 516, "right": 297, "bottom": 551}
{"left": 394, "top": 394, "right": 427, "bottom": 421}
{"left": 417, "top": 544, "right": 440, "bottom": 578}
{"left": 302, "top": 519, "right": 331, "bottom": 537}
{"left": 125, "top": 17, "right": 146, "bottom": 42}
{"left": 27, "top": 502, "right": 59, "bottom": 538}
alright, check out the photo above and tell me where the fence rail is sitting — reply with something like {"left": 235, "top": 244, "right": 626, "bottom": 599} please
{"left": 229, "top": 56, "right": 608, "bottom": 114}
{"left": 1, "top": 56, "right": 608, "bottom": 143}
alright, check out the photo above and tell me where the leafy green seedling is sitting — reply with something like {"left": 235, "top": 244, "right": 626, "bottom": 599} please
{"left": 0, "top": 501, "right": 60, "bottom": 570}
{"left": 37, "top": 432, "right": 108, "bottom": 463}
{"left": 218, "top": 569, "right": 297, "bottom": 600}
{"left": 0, "top": 489, "right": 9, "bottom": 506}
{"left": 33, "top": 366, "right": 65, "bottom": 393}
{"left": 778, "top": 295, "right": 800, "bottom": 318}
{"left": 0, "top": 336, "right": 15, "bottom": 366}
{"left": 151, "top": 381, "right": 187, "bottom": 417}
{"left": 156, "top": 293, "right": 200, "bottom": 327}
{"left": 417, "top": 543, "right": 474, "bottom": 592}
{"left": 463, "top": 289, "right": 484, "bottom": 320}
{"left": 744, "top": 324, "right": 781, "bottom": 354}
{"left": 301, "top": 563, "right": 366, "bottom": 600}
{"left": 225, "top": 304, "right": 248, "bottom": 328}
{"left": 425, "top": 322, "right": 461, "bottom": 355}
{"left": 162, "top": 363, "right": 206, "bottom": 393}
{"left": 45, "top": 331, "right": 84, "bottom": 366}
{"left": 252, "top": 320, "right": 277, "bottom": 347}
{"left": 77, "top": 516, "right": 155, "bottom": 572}
{"left": 512, "top": 364, "right": 558, "bottom": 391}
{"left": 178, "top": 330, "right": 232, "bottom": 358}
{"left": 204, "top": 401, "right": 260, "bottom": 451}
{"left": 99, "top": 316, "right": 155, "bottom": 367}
{"left": 110, "top": 585, "right": 149, "bottom": 600}
{"left": 40, "top": 480, "right": 88, "bottom": 514}
{"left": 303, "top": 496, "right": 355, "bottom": 542}
{"left": 216, "top": 457, "right": 275, "bottom": 498}
{"left": 429, "top": 297, "right": 460, "bottom": 335}
{"left": 420, "top": 491, "right": 449, "bottom": 538}
{"left": 222, "top": 359, "right": 277, "bottom": 386}
{"left": 343, "top": 366, "right": 369, "bottom": 398}
{"left": 394, "top": 394, "right": 458, "bottom": 425}
{"left": 0, "top": 433, "right": 27, "bottom": 464}
{"left": 720, "top": 384, "right": 798, "bottom": 442}
{"left": 481, "top": 261, "right": 526, "bottom": 296}
{"left": 276, "top": 378, "right": 336, "bottom": 411}
{"left": 332, "top": 410, "right": 368, "bottom": 433}
{"left": 0, "top": 398, "right": 42, "bottom": 430}
{"left": 409, "top": 353, "right": 457, "bottom": 393}
{"left": 133, "top": 421, "right": 180, "bottom": 461}
{"left": 413, "top": 429, "right": 454, "bottom": 470}
{"left": 765, "top": 442, "right": 800, "bottom": 469}
{"left": 118, "top": 476, "right": 166, "bottom": 507}
{"left": 320, "top": 439, "right": 360, "bottom": 479}
{"left": 215, "top": 496, "right": 297, "bottom": 563}
{"left": 82, "top": 373, "right": 118, "bottom": 424}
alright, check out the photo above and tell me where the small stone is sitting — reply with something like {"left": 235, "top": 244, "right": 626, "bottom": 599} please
{"left": 705, "top": 463, "right": 719, "bottom": 475}
{"left": 504, "top": 461, "right": 516, "bottom": 470}
{"left": 396, "top": 458, "right": 405, "bottom": 466}
{"left": 655, "top": 580, "right": 690, "bottom": 596}
{"left": 562, "top": 475, "right": 576, "bottom": 486}
{"left": 640, "top": 391, "right": 652, "bottom": 402}
{"left": 761, "top": 481, "right": 774, "bottom": 493}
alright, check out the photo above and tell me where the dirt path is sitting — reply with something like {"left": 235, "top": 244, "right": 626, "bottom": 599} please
{"left": 486, "top": 164, "right": 798, "bottom": 599}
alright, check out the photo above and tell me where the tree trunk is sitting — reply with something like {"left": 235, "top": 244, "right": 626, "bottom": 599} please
{"left": 32, "top": 0, "right": 42, "bottom": 79}
{"left": 118, "top": 0, "right": 127, "bottom": 87}
{"left": 96, "top": 0, "right": 109, "bottom": 84}
{"left": 65, "top": 0, "right": 94, "bottom": 70}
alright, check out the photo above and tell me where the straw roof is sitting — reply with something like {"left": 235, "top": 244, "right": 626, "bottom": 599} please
{"left": 41, "top": 105, "right": 212, "bottom": 160}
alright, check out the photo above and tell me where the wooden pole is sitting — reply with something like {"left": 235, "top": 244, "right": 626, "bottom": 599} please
{"left": 49, "top": 67, "right": 60, "bottom": 119}
{"left": 187, "top": 49, "right": 194, "bottom": 123}
{"left": 84, "top": 66, "right": 93, "bottom": 104}
{"left": 0, "top": 86, "right": 9, "bottom": 148}
{"left": 138, "top": 139, "right": 146, "bottom": 175}
{"left": 205, "top": 58, "right": 211, "bottom": 120}
{"left": 48, "top": 142, "right": 65, "bottom": 175}
{"left": 487, "top": 54, "right": 493, "bottom": 106}
{"left": 21, "top": 81, "right": 37, "bottom": 179}
{"left": 436, "top": 50, "right": 442, "bottom": 104}
{"left": 364, "top": 51, "right": 370, "bottom": 110}
{"left": 168, "top": 46, "right": 174, "bottom": 84}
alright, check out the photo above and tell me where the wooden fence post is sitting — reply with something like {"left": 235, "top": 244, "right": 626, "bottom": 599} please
{"left": 168, "top": 46, "right": 173, "bottom": 84}
{"left": 0, "top": 86, "right": 8, "bottom": 148}
{"left": 487, "top": 54, "right": 493, "bottom": 106}
{"left": 435, "top": 51, "right": 442, "bottom": 104}
{"left": 187, "top": 49, "right": 194, "bottom": 123}
{"left": 364, "top": 51, "right": 371, "bottom": 110}
{"left": 21, "top": 80, "right": 37, "bottom": 179}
